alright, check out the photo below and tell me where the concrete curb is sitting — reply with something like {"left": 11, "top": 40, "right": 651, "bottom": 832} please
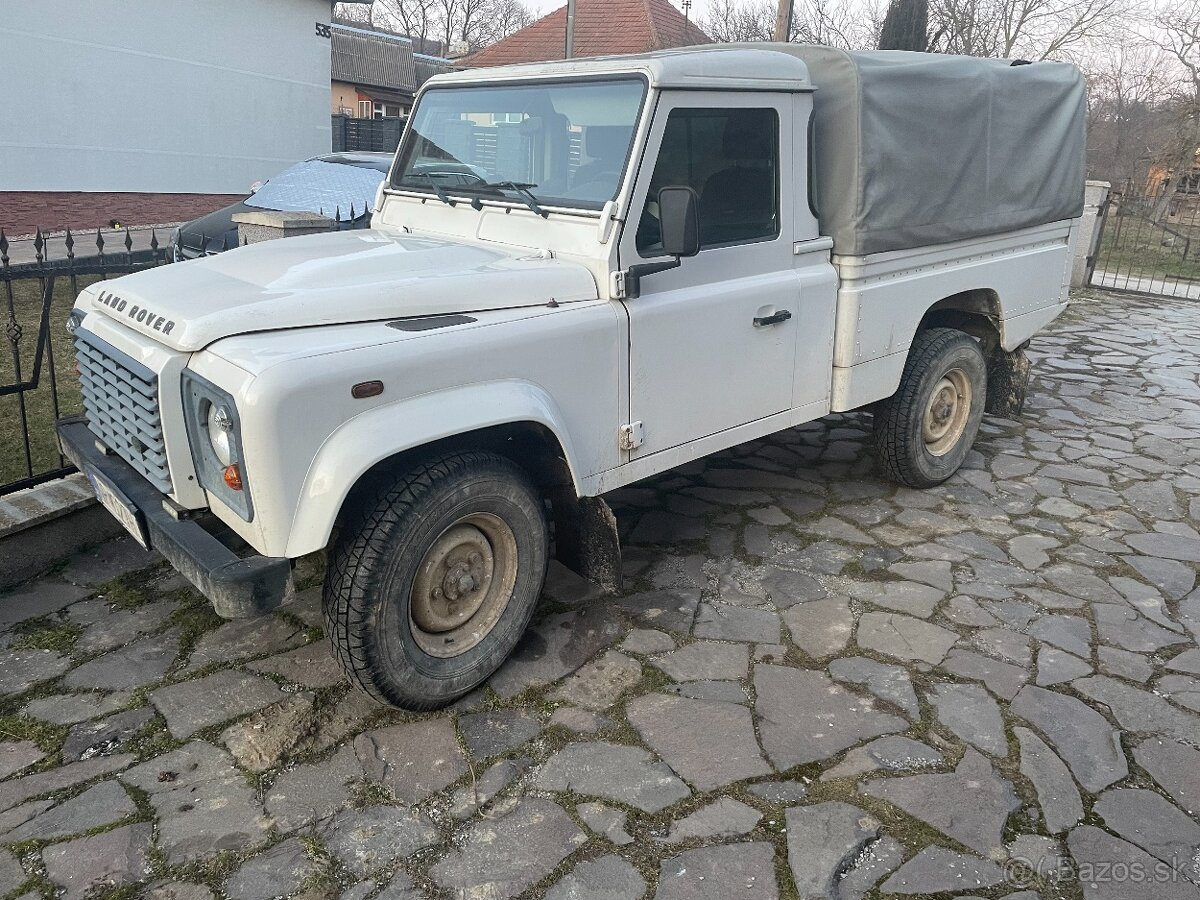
{"left": 0, "top": 474, "right": 122, "bottom": 589}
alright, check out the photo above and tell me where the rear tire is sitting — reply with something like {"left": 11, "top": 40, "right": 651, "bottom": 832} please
{"left": 873, "top": 328, "right": 986, "bottom": 488}
{"left": 324, "top": 451, "right": 548, "bottom": 710}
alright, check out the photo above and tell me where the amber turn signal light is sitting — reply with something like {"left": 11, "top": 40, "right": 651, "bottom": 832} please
{"left": 223, "top": 464, "right": 243, "bottom": 491}
{"left": 351, "top": 380, "right": 384, "bottom": 399}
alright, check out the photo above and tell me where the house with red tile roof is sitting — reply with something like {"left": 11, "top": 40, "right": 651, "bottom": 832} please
{"left": 465, "top": 0, "right": 710, "bottom": 67}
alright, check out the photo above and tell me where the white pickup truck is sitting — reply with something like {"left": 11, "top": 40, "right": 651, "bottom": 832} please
{"left": 59, "top": 45, "right": 1085, "bottom": 709}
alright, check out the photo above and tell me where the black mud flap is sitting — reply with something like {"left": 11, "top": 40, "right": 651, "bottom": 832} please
{"left": 986, "top": 345, "right": 1032, "bottom": 419}
{"left": 552, "top": 494, "right": 623, "bottom": 596}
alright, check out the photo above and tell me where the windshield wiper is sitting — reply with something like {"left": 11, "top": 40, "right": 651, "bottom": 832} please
{"left": 477, "top": 181, "right": 548, "bottom": 218}
{"left": 423, "top": 174, "right": 457, "bottom": 207}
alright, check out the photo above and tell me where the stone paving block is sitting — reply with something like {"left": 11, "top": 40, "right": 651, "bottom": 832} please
{"left": 42, "top": 822, "right": 152, "bottom": 900}
{"left": 245, "top": 641, "right": 346, "bottom": 688}
{"left": 489, "top": 606, "right": 625, "bottom": 698}
{"left": 860, "top": 749, "right": 1018, "bottom": 855}
{"left": 354, "top": 719, "right": 467, "bottom": 805}
{"left": 22, "top": 690, "right": 134, "bottom": 725}
{"left": 183, "top": 616, "right": 306, "bottom": 672}
{"left": 928, "top": 682, "right": 1007, "bottom": 756}
{"left": 1093, "top": 787, "right": 1200, "bottom": 871}
{"left": 150, "top": 670, "right": 284, "bottom": 739}
{"left": 319, "top": 805, "right": 439, "bottom": 877}
{"left": 537, "top": 741, "right": 689, "bottom": 812}
{"left": 266, "top": 744, "right": 362, "bottom": 831}
{"left": 223, "top": 837, "right": 316, "bottom": 900}
{"left": 828, "top": 656, "right": 920, "bottom": 718}
{"left": 654, "top": 842, "right": 778, "bottom": 900}
{"left": 458, "top": 708, "right": 540, "bottom": 760}
{"left": 70, "top": 599, "right": 178, "bottom": 656}
{"left": 0, "top": 753, "right": 134, "bottom": 814}
{"left": 855, "top": 612, "right": 958, "bottom": 664}
{"left": 1068, "top": 825, "right": 1199, "bottom": 900}
{"left": 782, "top": 598, "right": 854, "bottom": 657}
{"left": 1073, "top": 675, "right": 1200, "bottom": 746}
{"left": 220, "top": 693, "right": 317, "bottom": 772}
{"left": 64, "top": 629, "right": 181, "bottom": 691}
{"left": 62, "top": 538, "right": 160, "bottom": 587}
{"left": 627, "top": 693, "right": 770, "bottom": 790}
{"left": 1014, "top": 727, "right": 1083, "bottom": 834}
{"left": 755, "top": 665, "right": 905, "bottom": 769}
{"left": 577, "top": 801, "right": 633, "bottom": 845}
{"left": 430, "top": 798, "right": 586, "bottom": 899}
{"left": 651, "top": 641, "right": 747, "bottom": 682}
{"left": 693, "top": 601, "right": 780, "bottom": 643}
{"left": 0, "top": 742, "right": 44, "bottom": 779}
{"left": 664, "top": 796, "right": 761, "bottom": 842}
{"left": 785, "top": 802, "right": 880, "bottom": 897}
{"left": 550, "top": 650, "right": 642, "bottom": 711}
{"left": 940, "top": 648, "right": 1027, "bottom": 700}
{"left": 0, "top": 579, "right": 91, "bottom": 630}
{"left": 879, "top": 847, "right": 1004, "bottom": 895}
{"left": 62, "top": 707, "right": 154, "bottom": 762}
{"left": 3, "top": 779, "right": 135, "bottom": 842}
{"left": 1010, "top": 685, "right": 1127, "bottom": 793}
{"left": 1132, "top": 738, "right": 1200, "bottom": 815}
{"left": 546, "top": 855, "right": 646, "bottom": 900}
{"left": 0, "top": 649, "right": 72, "bottom": 696}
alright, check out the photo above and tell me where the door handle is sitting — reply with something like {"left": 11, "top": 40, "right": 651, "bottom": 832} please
{"left": 753, "top": 309, "right": 792, "bottom": 327}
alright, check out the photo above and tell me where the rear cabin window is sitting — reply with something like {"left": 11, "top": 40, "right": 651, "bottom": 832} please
{"left": 636, "top": 107, "right": 780, "bottom": 255}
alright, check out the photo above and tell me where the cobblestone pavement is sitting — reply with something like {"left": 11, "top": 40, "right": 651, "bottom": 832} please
{"left": 1, "top": 289, "right": 1199, "bottom": 900}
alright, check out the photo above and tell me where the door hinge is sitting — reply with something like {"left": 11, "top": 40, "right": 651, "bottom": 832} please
{"left": 610, "top": 270, "right": 627, "bottom": 299}
{"left": 619, "top": 421, "right": 644, "bottom": 451}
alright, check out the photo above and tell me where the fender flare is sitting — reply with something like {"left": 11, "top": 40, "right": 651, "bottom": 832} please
{"left": 283, "top": 380, "right": 583, "bottom": 557}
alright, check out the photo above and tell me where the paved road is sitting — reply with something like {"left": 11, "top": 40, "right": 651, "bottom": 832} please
{"left": 0, "top": 289, "right": 1198, "bottom": 899}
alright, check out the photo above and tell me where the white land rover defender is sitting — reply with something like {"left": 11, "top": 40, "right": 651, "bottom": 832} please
{"left": 59, "top": 45, "right": 1085, "bottom": 709}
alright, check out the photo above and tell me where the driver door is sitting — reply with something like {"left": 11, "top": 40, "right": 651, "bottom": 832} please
{"left": 618, "top": 92, "right": 798, "bottom": 458}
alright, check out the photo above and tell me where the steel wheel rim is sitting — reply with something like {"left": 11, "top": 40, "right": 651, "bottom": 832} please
{"left": 922, "top": 367, "right": 971, "bottom": 457}
{"left": 409, "top": 512, "right": 518, "bottom": 658}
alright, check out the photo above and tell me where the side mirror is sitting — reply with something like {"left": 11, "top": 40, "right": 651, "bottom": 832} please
{"left": 657, "top": 186, "right": 701, "bottom": 258}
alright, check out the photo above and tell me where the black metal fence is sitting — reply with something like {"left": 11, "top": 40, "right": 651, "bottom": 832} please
{"left": 332, "top": 115, "right": 405, "bottom": 153}
{"left": 1, "top": 229, "right": 171, "bottom": 496}
{"left": 1089, "top": 181, "right": 1200, "bottom": 300}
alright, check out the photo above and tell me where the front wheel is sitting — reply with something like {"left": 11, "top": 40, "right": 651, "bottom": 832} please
{"left": 873, "top": 328, "right": 987, "bottom": 488}
{"left": 324, "top": 451, "right": 548, "bottom": 710}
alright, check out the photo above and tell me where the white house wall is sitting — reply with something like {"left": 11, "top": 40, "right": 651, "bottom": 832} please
{"left": 0, "top": 0, "right": 332, "bottom": 195}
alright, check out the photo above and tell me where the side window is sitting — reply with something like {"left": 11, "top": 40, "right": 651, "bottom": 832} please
{"left": 636, "top": 107, "right": 779, "bottom": 255}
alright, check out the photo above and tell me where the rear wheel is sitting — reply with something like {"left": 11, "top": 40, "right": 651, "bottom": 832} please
{"left": 873, "top": 328, "right": 986, "bottom": 488}
{"left": 324, "top": 451, "right": 548, "bottom": 710}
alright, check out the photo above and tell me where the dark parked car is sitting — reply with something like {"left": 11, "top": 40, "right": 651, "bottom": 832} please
{"left": 172, "top": 152, "right": 394, "bottom": 260}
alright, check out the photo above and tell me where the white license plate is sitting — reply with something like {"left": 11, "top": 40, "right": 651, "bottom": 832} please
{"left": 86, "top": 470, "right": 150, "bottom": 549}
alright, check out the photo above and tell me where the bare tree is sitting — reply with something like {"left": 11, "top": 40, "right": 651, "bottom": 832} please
{"left": 334, "top": 0, "right": 534, "bottom": 54}
{"left": 1146, "top": 0, "right": 1200, "bottom": 217}
{"left": 701, "top": 0, "right": 877, "bottom": 47}
{"left": 927, "top": 0, "right": 1125, "bottom": 60}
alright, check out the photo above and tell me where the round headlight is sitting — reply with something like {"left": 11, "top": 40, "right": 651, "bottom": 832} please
{"left": 207, "top": 404, "right": 234, "bottom": 467}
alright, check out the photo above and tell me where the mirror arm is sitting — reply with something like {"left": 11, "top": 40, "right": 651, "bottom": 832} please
{"left": 624, "top": 257, "right": 680, "bottom": 300}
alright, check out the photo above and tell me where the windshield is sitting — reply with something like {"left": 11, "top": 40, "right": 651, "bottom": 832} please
{"left": 393, "top": 78, "right": 646, "bottom": 211}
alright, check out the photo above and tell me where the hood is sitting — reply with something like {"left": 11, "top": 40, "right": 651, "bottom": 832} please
{"left": 85, "top": 229, "right": 597, "bottom": 352}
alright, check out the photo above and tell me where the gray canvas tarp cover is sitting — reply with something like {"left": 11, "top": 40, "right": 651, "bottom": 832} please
{"left": 766, "top": 46, "right": 1086, "bottom": 257}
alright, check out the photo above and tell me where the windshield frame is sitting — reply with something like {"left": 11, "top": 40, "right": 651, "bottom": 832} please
{"left": 387, "top": 73, "right": 650, "bottom": 217}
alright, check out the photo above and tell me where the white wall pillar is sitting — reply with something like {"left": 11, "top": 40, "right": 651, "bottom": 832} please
{"left": 1071, "top": 180, "right": 1111, "bottom": 288}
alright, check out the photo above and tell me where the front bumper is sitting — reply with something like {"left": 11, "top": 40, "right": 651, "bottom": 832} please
{"left": 57, "top": 417, "right": 292, "bottom": 618}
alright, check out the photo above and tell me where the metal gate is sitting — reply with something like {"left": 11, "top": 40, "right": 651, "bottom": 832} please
{"left": 1, "top": 229, "right": 170, "bottom": 496}
{"left": 1089, "top": 180, "right": 1200, "bottom": 300}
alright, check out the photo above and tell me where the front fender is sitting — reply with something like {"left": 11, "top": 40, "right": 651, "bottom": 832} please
{"left": 283, "top": 380, "right": 583, "bottom": 558}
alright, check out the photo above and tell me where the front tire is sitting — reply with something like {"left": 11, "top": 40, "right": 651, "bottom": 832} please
{"left": 873, "top": 328, "right": 987, "bottom": 488}
{"left": 324, "top": 451, "right": 548, "bottom": 710}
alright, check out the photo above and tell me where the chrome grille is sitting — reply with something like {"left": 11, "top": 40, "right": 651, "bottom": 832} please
{"left": 74, "top": 328, "right": 172, "bottom": 493}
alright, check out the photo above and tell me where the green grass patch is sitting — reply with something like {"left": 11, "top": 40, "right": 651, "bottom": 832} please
{"left": 166, "top": 594, "right": 224, "bottom": 660}
{"left": 10, "top": 618, "right": 83, "bottom": 654}
{"left": 1094, "top": 210, "right": 1200, "bottom": 284}
{"left": 0, "top": 275, "right": 101, "bottom": 488}
{"left": 0, "top": 714, "right": 68, "bottom": 755}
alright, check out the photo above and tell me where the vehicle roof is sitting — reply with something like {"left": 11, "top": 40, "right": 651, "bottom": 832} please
{"left": 432, "top": 45, "right": 813, "bottom": 92}
{"left": 315, "top": 152, "right": 395, "bottom": 171}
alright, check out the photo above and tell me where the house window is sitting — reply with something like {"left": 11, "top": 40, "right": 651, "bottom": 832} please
{"left": 358, "top": 100, "right": 373, "bottom": 118}
{"left": 374, "top": 102, "right": 403, "bottom": 119}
